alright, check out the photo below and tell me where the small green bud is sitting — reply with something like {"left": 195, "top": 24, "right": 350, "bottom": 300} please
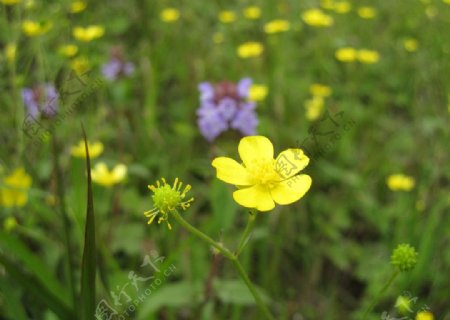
{"left": 395, "top": 295, "right": 414, "bottom": 314}
{"left": 391, "top": 243, "right": 418, "bottom": 272}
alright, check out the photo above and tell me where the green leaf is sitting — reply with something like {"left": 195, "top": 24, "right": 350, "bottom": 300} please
{"left": 80, "top": 127, "right": 97, "bottom": 320}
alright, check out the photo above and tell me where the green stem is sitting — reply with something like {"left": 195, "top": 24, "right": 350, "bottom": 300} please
{"left": 235, "top": 210, "right": 257, "bottom": 257}
{"left": 363, "top": 270, "right": 400, "bottom": 319}
{"left": 171, "top": 210, "right": 274, "bottom": 320}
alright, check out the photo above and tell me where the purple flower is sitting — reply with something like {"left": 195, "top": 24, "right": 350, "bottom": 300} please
{"left": 197, "top": 78, "right": 259, "bottom": 141}
{"left": 21, "top": 84, "right": 58, "bottom": 119}
{"left": 102, "top": 48, "right": 135, "bottom": 81}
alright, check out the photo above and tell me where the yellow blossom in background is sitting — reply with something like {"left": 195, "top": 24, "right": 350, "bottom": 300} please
{"left": 212, "top": 136, "right": 312, "bottom": 211}
{"left": 91, "top": 163, "right": 127, "bottom": 187}
{"left": 70, "top": 1, "right": 86, "bottom": 13}
{"left": 320, "top": 0, "right": 335, "bottom": 10}
{"left": 416, "top": 311, "right": 434, "bottom": 320}
{"left": 444, "top": 0, "right": 450, "bottom": 4}
{"left": 160, "top": 8, "right": 180, "bottom": 22}
{"left": 335, "top": 47, "right": 357, "bottom": 62}
{"left": 403, "top": 38, "right": 419, "bottom": 52}
{"left": 70, "top": 56, "right": 90, "bottom": 75}
{"left": 243, "top": 6, "right": 261, "bottom": 19}
{"left": 249, "top": 84, "right": 268, "bottom": 102}
{"left": 0, "top": 0, "right": 21, "bottom": 5}
{"left": 333, "top": 1, "right": 351, "bottom": 14}
{"left": 386, "top": 174, "right": 415, "bottom": 191}
{"left": 264, "top": 19, "right": 290, "bottom": 34}
{"left": 22, "top": 20, "right": 52, "bottom": 37}
{"left": 425, "top": 6, "right": 437, "bottom": 18}
{"left": 357, "top": 6, "right": 377, "bottom": 19}
{"left": 237, "top": 41, "right": 263, "bottom": 58}
{"left": 219, "top": 10, "right": 236, "bottom": 23}
{"left": 302, "top": 9, "right": 334, "bottom": 27}
{"left": 213, "top": 32, "right": 224, "bottom": 44}
{"left": 3, "top": 216, "right": 18, "bottom": 232}
{"left": 357, "top": 49, "right": 380, "bottom": 64}
{"left": 58, "top": 44, "right": 78, "bottom": 57}
{"left": 24, "top": 0, "right": 34, "bottom": 8}
{"left": 309, "top": 83, "right": 332, "bottom": 97}
{"left": 5, "top": 43, "right": 17, "bottom": 63}
{"left": 73, "top": 25, "right": 105, "bottom": 42}
{"left": 0, "top": 168, "right": 32, "bottom": 208}
{"left": 305, "top": 96, "right": 325, "bottom": 121}
{"left": 70, "top": 140, "right": 104, "bottom": 159}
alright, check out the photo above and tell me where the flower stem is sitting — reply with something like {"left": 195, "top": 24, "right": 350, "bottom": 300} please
{"left": 362, "top": 270, "right": 400, "bottom": 319}
{"left": 171, "top": 210, "right": 274, "bottom": 320}
{"left": 235, "top": 210, "right": 257, "bottom": 257}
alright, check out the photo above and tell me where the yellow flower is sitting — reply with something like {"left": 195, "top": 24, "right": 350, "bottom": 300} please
{"left": 305, "top": 96, "right": 325, "bottom": 121}
{"left": 444, "top": 0, "right": 450, "bottom": 4}
{"left": 386, "top": 174, "right": 415, "bottom": 191}
{"left": 237, "top": 41, "right": 264, "bottom": 58}
{"left": 91, "top": 163, "right": 127, "bottom": 187}
{"left": 264, "top": 19, "right": 290, "bottom": 34}
{"left": 0, "top": 0, "right": 21, "bottom": 5}
{"left": 160, "top": 8, "right": 180, "bottom": 22}
{"left": 357, "top": 6, "right": 377, "bottom": 19}
{"left": 22, "top": 20, "right": 52, "bottom": 37}
{"left": 243, "top": 6, "right": 261, "bottom": 19}
{"left": 357, "top": 49, "right": 380, "bottom": 64}
{"left": 70, "top": 1, "right": 86, "bottom": 13}
{"left": 416, "top": 311, "right": 434, "bottom": 320}
{"left": 320, "top": 0, "right": 335, "bottom": 10}
{"left": 144, "top": 178, "right": 194, "bottom": 230}
{"left": 302, "top": 8, "right": 334, "bottom": 27}
{"left": 333, "top": 1, "right": 351, "bottom": 14}
{"left": 0, "top": 168, "right": 32, "bottom": 208}
{"left": 335, "top": 47, "right": 357, "bottom": 62}
{"left": 3, "top": 216, "right": 18, "bottom": 232}
{"left": 309, "top": 83, "right": 332, "bottom": 97}
{"left": 212, "top": 136, "right": 312, "bottom": 212}
{"left": 5, "top": 43, "right": 17, "bottom": 63}
{"left": 70, "top": 56, "right": 90, "bottom": 75}
{"left": 403, "top": 38, "right": 419, "bottom": 52}
{"left": 249, "top": 84, "right": 268, "bottom": 102}
{"left": 58, "top": 44, "right": 78, "bottom": 57}
{"left": 73, "top": 25, "right": 104, "bottom": 42}
{"left": 213, "top": 32, "right": 224, "bottom": 44}
{"left": 219, "top": 10, "right": 236, "bottom": 23}
{"left": 70, "top": 140, "right": 104, "bottom": 159}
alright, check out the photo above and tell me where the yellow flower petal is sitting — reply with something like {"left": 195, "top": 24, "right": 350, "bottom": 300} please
{"left": 211, "top": 157, "right": 253, "bottom": 186}
{"left": 112, "top": 164, "right": 127, "bottom": 181}
{"left": 275, "top": 149, "right": 310, "bottom": 179}
{"left": 233, "top": 185, "right": 275, "bottom": 211}
{"left": 270, "top": 174, "right": 312, "bottom": 205}
{"left": 238, "top": 136, "right": 274, "bottom": 167}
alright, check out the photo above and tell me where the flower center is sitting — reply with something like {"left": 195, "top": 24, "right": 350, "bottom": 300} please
{"left": 152, "top": 185, "right": 182, "bottom": 213}
{"left": 246, "top": 159, "right": 280, "bottom": 188}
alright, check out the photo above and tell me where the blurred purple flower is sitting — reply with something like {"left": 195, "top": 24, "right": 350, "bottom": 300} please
{"left": 102, "top": 58, "right": 134, "bottom": 81}
{"left": 21, "top": 84, "right": 58, "bottom": 119}
{"left": 197, "top": 78, "right": 258, "bottom": 141}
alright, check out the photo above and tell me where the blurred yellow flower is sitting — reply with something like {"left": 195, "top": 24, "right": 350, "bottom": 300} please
{"left": 0, "top": 168, "right": 32, "bottom": 208}
{"left": 305, "top": 96, "right": 325, "bottom": 121}
{"left": 333, "top": 1, "right": 351, "bottom": 14}
{"left": 335, "top": 47, "right": 357, "bottom": 62}
{"left": 237, "top": 41, "right": 264, "bottom": 58}
{"left": 213, "top": 32, "right": 224, "bottom": 44}
{"left": 5, "top": 43, "right": 17, "bottom": 63}
{"left": 243, "top": 6, "right": 261, "bottom": 19}
{"left": 309, "top": 84, "right": 332, "bottom": 97}
{"left": 357, "top": 6, "right": 377, "bottom": 19}
{"left": 73, "top": 25, "right": 105, "bottom": 42}
{"left": 357, "top": 49, "right": 380, "bottom": 64}
{"left": 70, "top": 140, "right": 104, "bottom": 159}
{"left": 444, "top": 0, "right": 450, "bottom": 4}
{"left": 70, "top": 1, "right": 86, "bottom": 13}
{"left": 264, "top": 19, "right": 290, "bottom": 34}
{"left": 59, "top": 44, "right": 78, "bottom": 57}
{"left": 386, "top": 174, "right": 415, "bottom": 191}
{"left": 219, "top": 10, "right": 236, "bottom": 23}
{"left": 320, "top": 0, "right": 335, "bottom": 10}
{"left": 1, "top": 0, "right": 20, "bottom": 4}
{"left": 91, "top": 163, "right": 127, "bottom": 187}
{"left": 403, "top": 38, "right": 419, "bottom": 52}
{"left": 416, "top": 311, "right": 434, "bottom": 320}
{"left": 22, "top": 20, "right": 52, "bottom": 37}
{"left": 3, "top": 216, "right": 18, "bottom": 232}
{"left": 212, "top": 136, "right": 312, "bottom": 211}
{"left": 302, "top": 9, "right": 334, "bottom": 27}
{"left": 70, "top": 56, "right": 90, "bottom": 75}
{"left": 249, "top": 84, "right": 268, "bottom": 102}
{"left": 160, "top": 8, "right": 180, "bottom": 22}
